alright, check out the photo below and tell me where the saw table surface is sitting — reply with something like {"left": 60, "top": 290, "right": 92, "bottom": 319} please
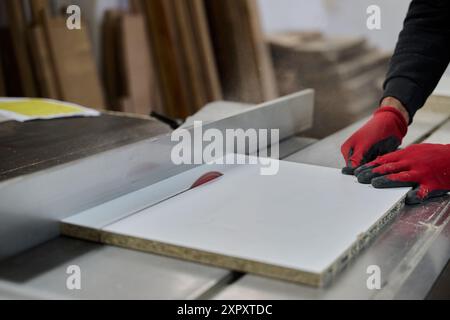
{"left": 0, "top": 113, "right": 170, "bottom": 181}
{"left": 0, "top": 91, "right": 449, "bottom": 299}
{"left": 0, "top": 237, "right": 230, "bottom": 300}
{"left": 63, "top": 156, "right": 408, "bottom": 286}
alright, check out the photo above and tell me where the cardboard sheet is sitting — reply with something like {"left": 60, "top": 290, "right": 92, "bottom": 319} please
{"left": 63, "top": 156, "right": 408, "bottom": 286}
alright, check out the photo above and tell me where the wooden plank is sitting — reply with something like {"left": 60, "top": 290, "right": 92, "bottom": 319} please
{"left": 186, "top": 0, "right": 222, "bottom": 102}
{"left": 28, "top": 26, "right": 59, "bottom": 99}
{"left": 28, "top": 0, "right": 49, "bottom": 24}
{"left": 102, "top": 10, "right": 163, "bottom": 114}
{"left": 171, "top": 0, "right": 208, "bottom": 114}
{"left": 245, "top": 0, "right": 278, "bottom": 100}
{"left": 171, "top": 0, "right": 222, "bottom": 112}
{"left": 142, "top": 0, "right": 191, "bottom": 118}
{"left": 63, "top": 157, "right": 408, "bottom": 287}
{"left": 6, "top": 0, "right": 37, "bottom": 96}
{"left": 43, "top": 14, "right": 105, "bottom": 109}
{"left": 205, "top": 0, "right": 278, "bottom": 103}
{"left": 120, "top": 13, "right": 161, "bottom": 115}
{"left": 139, "top": 0, "right": 222, "bottom": 118}
{"left": 102, "top": 10, "right": 122, "bottom": 111}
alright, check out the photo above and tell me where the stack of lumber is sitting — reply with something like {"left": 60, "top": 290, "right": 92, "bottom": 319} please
{"left": 0, "top": 0, "right": 105, "bottom": 110}
{"left": 0, "top": 0, "right": 277, "bottom": 119}
{"left": 114, "top": 0, "right": 223, "bottom": 119}
{"left": 109, "top": 0, "right": 278, "bottom": 118}
{"left": 204, "top": 0, "right": 278, "bottom": 104}
{"left": 270, "top": 32, "right": 390, "bottom": 138}
{"left": 120, "top": 0, "right": 276, "bottom": 117}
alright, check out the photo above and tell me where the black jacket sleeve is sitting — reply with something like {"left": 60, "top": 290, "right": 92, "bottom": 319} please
{"left": 382, "top": 0, "right": 450, "bottom": 122}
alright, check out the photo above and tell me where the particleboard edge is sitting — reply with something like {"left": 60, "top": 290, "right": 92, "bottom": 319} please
{"left": 61, "top": 221, "right": 321, "bottom": 287}
{"left": 320, "top": 196, "right": 406, "bottom": 285}
{"left": 60, "top": 223, "right": 102, "bottom": 243}
{"left": 101, "top": 231, "right": 322, "bottom": 287}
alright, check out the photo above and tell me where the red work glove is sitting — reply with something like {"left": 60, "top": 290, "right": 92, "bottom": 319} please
{"left": 355, "top": 144, "right": 450, "bottom": 204}
{"left": 341, "top": 106, "right": 408, "bottom": 175}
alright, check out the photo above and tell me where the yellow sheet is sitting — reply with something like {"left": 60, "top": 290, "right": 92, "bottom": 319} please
{"left": 0, "top": 98, "right": 100, "bottom": 122}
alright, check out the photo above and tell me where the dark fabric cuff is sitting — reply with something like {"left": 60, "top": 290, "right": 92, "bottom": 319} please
{"left": 382, "top": 77, "right": 426, "bottom": 124}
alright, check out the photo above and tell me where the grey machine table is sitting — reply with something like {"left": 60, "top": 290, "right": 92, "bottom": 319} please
{"left": 0, "top": 90, "right": 449, "bottom": 299}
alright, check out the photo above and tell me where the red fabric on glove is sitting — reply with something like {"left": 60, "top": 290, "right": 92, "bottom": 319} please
{"left": 355, "top": 144, "right": 450, "bottom": 204}
{"left": 341, "top": 106, "right": 408, "bottom": 175}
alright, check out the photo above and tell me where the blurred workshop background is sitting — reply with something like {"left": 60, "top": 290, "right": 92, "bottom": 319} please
{"left": 0, "top": 0, "right": 412, "bottom": 138}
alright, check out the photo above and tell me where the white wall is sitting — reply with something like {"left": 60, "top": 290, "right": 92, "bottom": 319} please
{"left": 258, "top": 0, "right": 412, "bottom": 51}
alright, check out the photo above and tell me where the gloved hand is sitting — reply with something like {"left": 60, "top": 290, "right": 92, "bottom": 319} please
{"left": 341, "top": 106, "right": 408, "bottom": 175}
{"left": 355, "top": 144, "right": 450, "bottom": 204}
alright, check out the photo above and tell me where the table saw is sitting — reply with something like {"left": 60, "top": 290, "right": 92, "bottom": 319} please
{"left": 0, "top": 89, "right": 449, "bottom": 300}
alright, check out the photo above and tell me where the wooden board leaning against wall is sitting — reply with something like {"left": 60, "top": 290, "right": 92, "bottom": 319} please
{"left": 136, "top": 0, "right": 222, "bottom": 118}
{"left": 28, "top": 25, "right": 59, "bottom": 99}
{"left": 5, "top": 0, "right": 37, "bottom": 97}
{"left": 29, "top": 0, "right": 49, "bottom": 24}
{"left": 120, "top": 13, "right": 163, "bottom": 115}
{"left": 170, "top": 0, "right": 222, "bottom": 111}
{"left": 144, "top": 0, "right": 191, "bottom": 118}
{"left": 204, "top": 0, "right": 278, "bottom": 104}
{"left": 42, "top": 13, "right": 105, "bottom": 109}
{"left": 102, "top": 10, "right": 123, "bottom": 111}
{"left": 102, "top": 10, "right": 163, "bottom": 115}
{"left": 26, "top": 0, "right": 59, "bottom": 99}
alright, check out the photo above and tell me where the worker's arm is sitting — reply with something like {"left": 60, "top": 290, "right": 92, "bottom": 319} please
{"left": 341, "top": 0, "right": 450, "bottom": 174}
{"left": 383, "top": 0, "right": 450, "bottom": 121}
{"left": 354, "top": 144, "right": 450, "bottom": 205}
